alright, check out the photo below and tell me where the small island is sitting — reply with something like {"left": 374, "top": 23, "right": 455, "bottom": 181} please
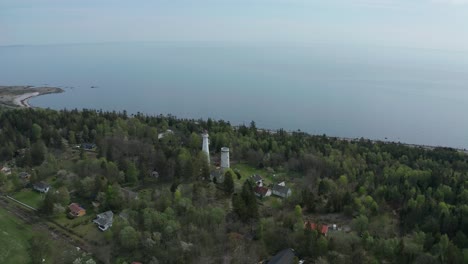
{"left": 0, "top": 86, "right": 64, "bottom": 108}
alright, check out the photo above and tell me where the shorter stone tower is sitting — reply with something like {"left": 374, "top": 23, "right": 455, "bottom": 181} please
{"left": 221, "top": 147, "right": 230, "bottom": 170}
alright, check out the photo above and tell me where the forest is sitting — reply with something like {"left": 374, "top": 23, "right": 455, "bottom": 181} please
{"left": 0, "top": 107, "right": 467, "bottom": 264}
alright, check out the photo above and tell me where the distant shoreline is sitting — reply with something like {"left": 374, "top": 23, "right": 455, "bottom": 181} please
{"left": 0, "top": 86, "right": 64, "bottom": 108}
{"left": 1, "top": 85, "right": 466, "bottom": 153}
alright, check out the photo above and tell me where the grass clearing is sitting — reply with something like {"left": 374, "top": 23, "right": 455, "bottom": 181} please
{"left": 12, "top": 189, "right": 44, "bottom": 209}
{"left": 0, "top": 207, "right": 32, "bottom": 263}
{"left": 54, "top": 212, "right": 106, "bottom": 245}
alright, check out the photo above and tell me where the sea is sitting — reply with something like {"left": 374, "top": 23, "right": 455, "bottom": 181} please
{"left": 1, "top": 42, "right": 467, "bottom": 149}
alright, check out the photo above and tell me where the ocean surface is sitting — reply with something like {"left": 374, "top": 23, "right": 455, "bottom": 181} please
{"left": 1, "top": 42, "right": 468, "bottom": 149}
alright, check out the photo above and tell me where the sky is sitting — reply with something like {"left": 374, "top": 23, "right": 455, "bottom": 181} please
{"left": 1, "top": 0, "right": 468, "bottom": 50}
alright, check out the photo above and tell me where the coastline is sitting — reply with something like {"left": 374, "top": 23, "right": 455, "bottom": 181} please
{"left": 13, "top": 92, "right": 40, "bottom": 108}
{"left": 0, "top": 86, "right": 64, "bottom": 108}
{"left": 1, "top": 85, "right": 466, "bottom": 152}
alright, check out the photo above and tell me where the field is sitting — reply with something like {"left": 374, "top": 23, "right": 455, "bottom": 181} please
{"left": 0, "top": 207, "right": 32, "bottom": 263}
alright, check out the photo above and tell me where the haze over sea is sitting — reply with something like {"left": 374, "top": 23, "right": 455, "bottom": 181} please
{"left": 1, "top": 42, "right": 467, "bottom": 149}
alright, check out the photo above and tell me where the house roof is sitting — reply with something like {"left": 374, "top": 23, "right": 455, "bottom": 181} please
{"left": 69, "top": 203, "right": 85, "bottom": 214}
{"left": 95, "top": 211, "right": 113, "bottom": 226}
{"left": 33, "top": 181, "right": 50, "bottom": 189}
{"left": 268, "top": 248, "right": 296, "bottom": 264}
{"left": 254, "top": 186, "right": 270, "bottom": 196}
{"left": 251, "top": 174, "right": 263, "bottom": 182}
{"left": 272, "top": 184, "right": 290, "bottom": 195}
{"left": 19, "top": 172, "right": 30, "bottom": 178}
{"left": 81, "top": 143, "right": 96, "bottom": 149}
{"left": 305, "top": 222, "right": 329, "bottom": 235}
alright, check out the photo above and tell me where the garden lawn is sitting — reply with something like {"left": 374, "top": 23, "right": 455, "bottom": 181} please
{"left": 12, "top": 189, "right": 44, "bottom": 209}
{"left": 0, "top": 207, "right": 32, "bottom": 263}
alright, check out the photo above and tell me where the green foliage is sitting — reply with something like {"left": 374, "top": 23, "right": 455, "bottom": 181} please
{"left": 31, "top": 140, "right": 47, "bottom": 166}
{"left": 29, "top": 232, "right": 50, "bottom": 264}
{"left": 119, "top": 226, "right": 139, "bottom": 250}
{"left": 0, "top": 108, "right": 467, "bottom": 263}
{"left": 233, "top": 181, "right": 259, "bottom": 221}
{"left": 125, "top": 161, "right": 139, "bottom": 185}
{"left": 223, "top": 170, "right": 234, "bottom": 193}
{"left": 31, "top": 123, "right": 42, "bottom": 141}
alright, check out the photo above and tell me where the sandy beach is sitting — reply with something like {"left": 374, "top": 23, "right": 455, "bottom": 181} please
{"left": 0, "top": 86, "right": 64, "bottom": 108}
{"left": 13, "top": 92, "right": 40, "bottom": 107}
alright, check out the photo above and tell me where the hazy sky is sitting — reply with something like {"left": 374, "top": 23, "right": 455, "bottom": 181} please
{"left": 2, "top": 0, "right": 468, "bottom": 50}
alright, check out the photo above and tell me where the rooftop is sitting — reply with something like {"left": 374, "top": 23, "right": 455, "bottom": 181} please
{"left": 251, "top": 174, "right": 263, "bottom": 182}
{"left": 33, "top": 181, "right": 50, "bottom": 189}
{"left": 272, "top": 184, "right": 290, "bottom": 194}
{"left": 69, "top": 203, "right": 85, "bottom": 214}
{"left": 254, "top": 186, "right": 270, "bottom": 196}
{"left": 305, "top": 222, "right": 329, "bottom": 235}
{"left": 268, "top": 248, "right": 296, "bottom": 264}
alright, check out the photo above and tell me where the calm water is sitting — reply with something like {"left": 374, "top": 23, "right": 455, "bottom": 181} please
{"left": 1, "top": 42, "right": 468, "bottom": 148}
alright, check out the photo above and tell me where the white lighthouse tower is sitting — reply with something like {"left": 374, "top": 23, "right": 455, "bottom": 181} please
{"left": 221, "top": 147, "right": 230, "bottom": 170}
{"left": 202, "top": 131, "right": 210, "bottom": 164}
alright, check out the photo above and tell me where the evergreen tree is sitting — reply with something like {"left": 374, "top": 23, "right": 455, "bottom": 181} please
{"left": 223, "top": 170, "right": 234, "bottom": 194}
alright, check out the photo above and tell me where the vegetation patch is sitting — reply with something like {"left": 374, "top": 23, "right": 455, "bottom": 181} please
{"left": 0, "top": 208, "right": 32, "bottom": 263}
{"left": 12, "top": 189, "right": 44, "bottom": 209}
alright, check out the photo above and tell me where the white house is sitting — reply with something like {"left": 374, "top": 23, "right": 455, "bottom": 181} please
{"left": 93, "top": 211, "right": 114, "bottom": 231}
{"left": 272, "top": 184, "right": 292, "bottom": 198}
{"left": 33, "top": 182, "right": 50, "bottom": 193}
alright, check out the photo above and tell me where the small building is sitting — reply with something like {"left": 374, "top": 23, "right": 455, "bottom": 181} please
{"left": 81, "top": 143, "right": 96, "bottom": 150}
{"left": 68, "top": 203, "right": 86, "bottom": 218}
{"left": 158, "top": 129, "right": 174, "bottom": 140}
{"left": 151, "top": 169, "right": 159, "bottom": 179}
{"left": 251, "top": 174, "right": 263, "bottom": 187}
{"left": 254, "top": 186, "right": 272, "bottom": 198}
{"left": 305, "top": 221, "right": 329, "bottom": 236}
{"left": 19, "top": 172, "right": 31, "bottom": 180}
{"left": 272, "top": 184, "right": 291, "bottom": 198}
{"left": 93, "top": 211, "right": 114, "bottom": 231}
{"left": 268, "top": 248, "right": 300, "bottom": 264}
{"left": 1, "top": 166, "right": 11, "bottom": 175}
{"left": 210, "top": 168, "right": 224, "bottom": 183}
{"left": 33, "top": 182, "right": 50, "bottom": 193}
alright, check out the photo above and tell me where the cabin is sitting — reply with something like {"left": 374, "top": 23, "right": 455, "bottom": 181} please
{"left": 19, "top": 172, "right": 31, "bottom": 180}
{"left": 68, "top": 203, "right": 86, "bottom": 218}
{"left": 254, "top": 186, "right": 272, "bottom": 198}
{"left": 251, "top": 174, "right": 263, "bottom": 187}
{"left": 33, "top": 182, "right": 50, "bottom": 193}
{"left": 272, "top": 184, "right": 291, "bottom": 198}
{"left": 93, "top": 211, "right": 114, "bottom": 231}
{"left": 81, "top": 143, "right": 96, "bottom": 150}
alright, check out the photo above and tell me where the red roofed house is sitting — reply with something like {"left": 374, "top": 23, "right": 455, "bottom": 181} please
{"left": 254, "top": 186, "right": 272, "bottom": 198}
{"left": 68, "top": 203, "right": 86, "bottom": 218}
{"left": 305, "top": 221, "right": 329, "bottom": 236}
